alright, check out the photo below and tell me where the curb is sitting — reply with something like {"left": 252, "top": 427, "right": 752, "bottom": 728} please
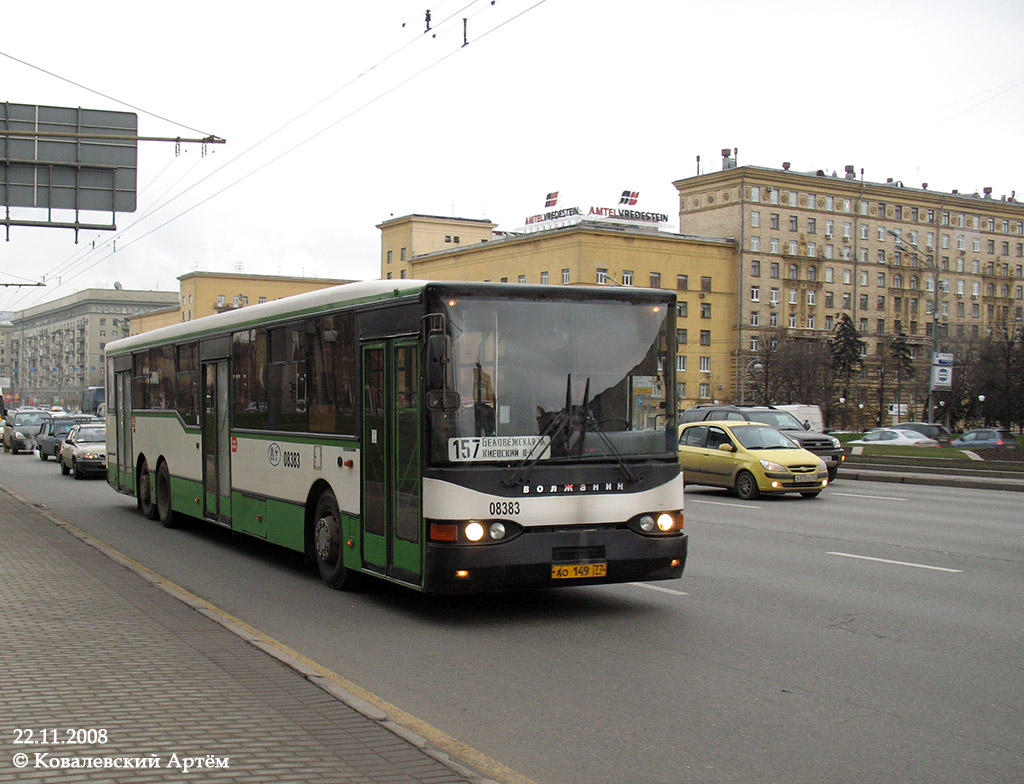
{"left": 0, "top": 483, "right": 507, "bottom": 784}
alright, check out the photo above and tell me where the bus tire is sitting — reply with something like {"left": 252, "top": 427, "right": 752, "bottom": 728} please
{"left": 138, "top": 460, "right": 159, "bottom": 520}
{"left": 156, "top": 461, "right": 179, "bottom": 528}
{"left": 734, "top": 470, "right": 760, "bottom": 500}
{"left": 312, "top": 489, "right": 360, "bottom": 590}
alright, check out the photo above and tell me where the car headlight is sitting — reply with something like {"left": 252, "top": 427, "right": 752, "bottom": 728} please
{"left": 829, "top": 436, "right": 841, "bottom": 448}
{"left": 817, "top": 459, "right": 827, "bottom": 472}
{"left": 759, "top": 459, "right": 787, "bottom": 472}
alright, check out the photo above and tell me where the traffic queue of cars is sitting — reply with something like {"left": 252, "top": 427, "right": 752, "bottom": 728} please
{"left": 1, "top": 406, "right": 105, "bottom": 479}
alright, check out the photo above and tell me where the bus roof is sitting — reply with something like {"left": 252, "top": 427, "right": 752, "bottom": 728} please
{"left": 105, "top": 278, "right": 676, "bottom": 356}
{"left": 106, "top": 279, "right": 428, "bottom": 355}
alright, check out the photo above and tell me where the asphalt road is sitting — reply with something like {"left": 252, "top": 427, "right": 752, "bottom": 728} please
{"left": 3, "top": 453, "right": 1022, "bottom": 784}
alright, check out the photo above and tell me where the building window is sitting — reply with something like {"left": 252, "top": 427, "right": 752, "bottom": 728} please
{"left": 676, "top": 355, "right": 687, "bottom": 372}
{"left": 541, "top": 271, "right": 549, "bottom": 284}
{"left": 562, "top": 269, "right": 570, "bottom": 284}
{"left": 622, "top": 270, "right": 633, "bottom": 286}
{"left": 750, "top": 311, "right": 760, "bottom": 326}
{"left": 751, "top": 211, "right": 760, "bottom": 228}
{"left": 700, "top": 330, "right": 711, "bottom": 346}
{"left": 750, "top": 260, "right": 761, "bottom": 277}
{"left": 597, "top": 268, "right": 609, "bottom": 284}
{"left": 401, "top": 247, "right": 407, "bottom": 261}
{"left": 677, "top": 329, "right": 687, "bottom": 344}
{"left": 750, "top": 236, "right": 761, "bottom": 251}
{"left": 699, "top": 356, "right": 711, "bottom": 372}
{"left": 700, "top": 303, "right": 711, "bottom": 319}
{"left": 807, "top": 217, "right": 817, "bottom": 233}
{"left": 649, "top": 273, "right": 661, "bottom": 288}
{"left": 677, "top": 274, "right": 689, "bottom": 290}
{"left": 770, "top": 262, "right": 780, "bottom": 279}
{"left": 789, "top": 215, "right": 798, "bottom": 231}
{"left": 701, "top": 276, "right": 712, "bottom": 292}
{"left": 751, "top": 286, "right": 760, "bottom": 302}
{"left": 699, "top": 382, "right": 710, "bottom": 399}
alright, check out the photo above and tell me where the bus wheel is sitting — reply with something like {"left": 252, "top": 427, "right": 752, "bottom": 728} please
{"left": 156, "top": 462, "right": 179, "bottom": 528}
{"left": 312, "top": 490, "right": 359, "bottom": 590}
{"left": 734, "top": 470, "right": 760, "bottom": 500}
{"left": 138, "top": 460, "right": 159, "bottom": 520}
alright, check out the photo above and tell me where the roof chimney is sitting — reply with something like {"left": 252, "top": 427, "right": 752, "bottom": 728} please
{"left": 782, "top": 161, "right": 791, "bottom": 171}
{"left": 983, "top": 187, "right": 993, "bottom": 199}
{"left": 845, "top": 165, "right": 856, "bottom": 180}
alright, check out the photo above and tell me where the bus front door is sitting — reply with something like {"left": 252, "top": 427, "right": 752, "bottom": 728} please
{"left": 202, "top": 360, "right": 232, "bottom": 524}
{"left": 361, "top": 340, "right": 422, "bottom": 586}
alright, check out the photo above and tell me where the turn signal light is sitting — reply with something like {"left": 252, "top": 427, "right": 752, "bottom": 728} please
{"left": 429, "top": 523, "right": 458, "bottom": 542}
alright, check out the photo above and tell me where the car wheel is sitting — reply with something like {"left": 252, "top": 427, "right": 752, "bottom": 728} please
{"left": 73, "top": 459, "right": 84, "bottom": 479}
{"left": 155, "top": 461, "right": 179, "bottom": 528}
{"left": 312, "top": 489, "right": 360, "bottom": 590}
{"left": 138, "top": 460, "right": 159, "bottom": 520}
{"left": 38, "top": 448, "right": 48, "bottom": 461}
{"left": 800, "top": 490, "right": 821, "bottom": 498}
{"left": 734, "top": 470, "right": 760, "bottom": 500}
{"left": 11, "top": 445, "right": 19, "bottom": 455}
{"left": 60, "top": 457, "right": 70, "bottom": 475}
{"left": 827, "top": 467, "right": 837, "bottom": 483}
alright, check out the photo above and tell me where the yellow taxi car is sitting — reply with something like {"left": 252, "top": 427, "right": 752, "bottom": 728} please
{"left": 678, "top": 420, "right": 828, "bottom": 499}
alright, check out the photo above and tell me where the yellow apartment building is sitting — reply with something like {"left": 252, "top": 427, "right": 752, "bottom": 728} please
{"left": 673, "top": 156, "right": 1024, "bottom": 421}
{"left": 130, "top": 271, "right": 353, "bottom": 335}
{"left": 378, "top": 214, "right": 738, "bottom": 409}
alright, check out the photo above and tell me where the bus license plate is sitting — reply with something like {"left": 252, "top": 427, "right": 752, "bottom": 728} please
{"left": 551, "top": 563, "right": 607, "bottom": 579}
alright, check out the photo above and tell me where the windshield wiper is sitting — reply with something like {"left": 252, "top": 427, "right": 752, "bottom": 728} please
{"left": 503, "top": 374, "right": 575, "bottom": 488}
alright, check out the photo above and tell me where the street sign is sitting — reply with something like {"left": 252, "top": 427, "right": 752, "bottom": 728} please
{"left": 931, "top": 364, "right": 953, "bottom": 390}
{"left": 933, "top": 351, "right": 954, "bottom": 366}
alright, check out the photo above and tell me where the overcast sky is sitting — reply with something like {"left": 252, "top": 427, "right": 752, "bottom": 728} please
{"left": 2, "top": 0, "right": 1022, "bottom": 312}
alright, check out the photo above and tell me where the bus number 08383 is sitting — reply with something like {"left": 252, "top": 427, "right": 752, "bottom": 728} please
{"left": 489, "top": 501, "right": 520, "bottom": 517}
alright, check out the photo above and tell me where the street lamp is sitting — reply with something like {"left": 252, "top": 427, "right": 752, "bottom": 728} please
{"left": 978, "top": 394, "right": 986, "bottom": 425}
{"left": 887, "top": 230, "right": 940, "bottom": 423}
{"left": 740, "top": 359, "right": 762, "bottom": 404}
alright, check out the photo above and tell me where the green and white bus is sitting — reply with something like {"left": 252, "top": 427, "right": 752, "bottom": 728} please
{"left": 105, "top": 279, "right": 687, "bottom": 593}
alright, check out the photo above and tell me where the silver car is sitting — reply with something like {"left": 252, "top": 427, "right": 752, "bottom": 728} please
{"left": 59, "top": 424, "right": 108, "bottom": 479}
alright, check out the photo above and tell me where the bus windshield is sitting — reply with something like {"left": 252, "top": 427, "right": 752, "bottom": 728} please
{"left": 429, "top": 292, "right": 674, "bottom": 465}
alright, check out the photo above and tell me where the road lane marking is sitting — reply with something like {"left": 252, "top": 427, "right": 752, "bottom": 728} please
{"left": 827, "top": 551, "right": 963, "bottom": 573}
{"left": 831, "top": 492, "right": 908, "bottom": 501}
{"left": 629, "top": 582, "right": 689, "bottom": 596}
{"left": 688, "top": 499, "right": 759, "bottom": 509}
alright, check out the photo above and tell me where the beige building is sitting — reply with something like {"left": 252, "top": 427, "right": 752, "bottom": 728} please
{"left": 8, "top": 288, "right": 179, "bottom": 409}
{"left": 379, "top": 214, "right": 738, "bottom": 409}
{"left": 673, "top": 159, "right": 1024, "bottom": 416}
{"left": 131, "top": 271, "right": 353, "bottom": 335}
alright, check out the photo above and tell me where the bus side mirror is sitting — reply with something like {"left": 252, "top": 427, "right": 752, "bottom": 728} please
{"left": 425, "top": 333, "right": 450, "bottom": 390}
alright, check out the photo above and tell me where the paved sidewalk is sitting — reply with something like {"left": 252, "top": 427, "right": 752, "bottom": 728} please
{"left": 0, "top": 485, "right": 492, "bottom": 784}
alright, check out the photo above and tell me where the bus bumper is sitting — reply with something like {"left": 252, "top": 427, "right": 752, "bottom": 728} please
{"left": 422, "top": 527, "right": 687, "bottom": 594}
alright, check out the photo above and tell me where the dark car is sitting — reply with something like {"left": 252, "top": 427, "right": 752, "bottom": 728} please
{"left": 895, "top": 422, "right": 953, "bottom": 446}
{"left": 35, "top": 415, "right": 100, "bottom": 461}
{"left": 2, "top": 408, "right": 52, "bottom": 454}
{"left": 680, "top": 404, "right": 845, "bottom": 481}
{"left": 951, "top": 428, "right": 1020, "bottom": 450}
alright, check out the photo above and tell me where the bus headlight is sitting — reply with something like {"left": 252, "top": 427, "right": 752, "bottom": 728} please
{"left": 631, "top": 512, "right": 681, "bottom": 535}
{"left": 489, "top": 522, "right": 507, "bottom": 540}
{"left": 465, "top": 522, "right": 485, "bottom": 542}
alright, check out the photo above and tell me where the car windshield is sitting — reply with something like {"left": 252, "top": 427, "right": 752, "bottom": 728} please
{"left": 732, "top": 426, "right": 799, "bottom": 450}
{"left": 428, "top": 290, "right": 673, "bottom": 464}
{"left": 744, "top": 410, "right": 806, "bottom": 430}
{"left": 76, "top": 428, "right": 105, "bottom": 443}
{"left": 15, "top": 411, "right": 48, "bottom": 426}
